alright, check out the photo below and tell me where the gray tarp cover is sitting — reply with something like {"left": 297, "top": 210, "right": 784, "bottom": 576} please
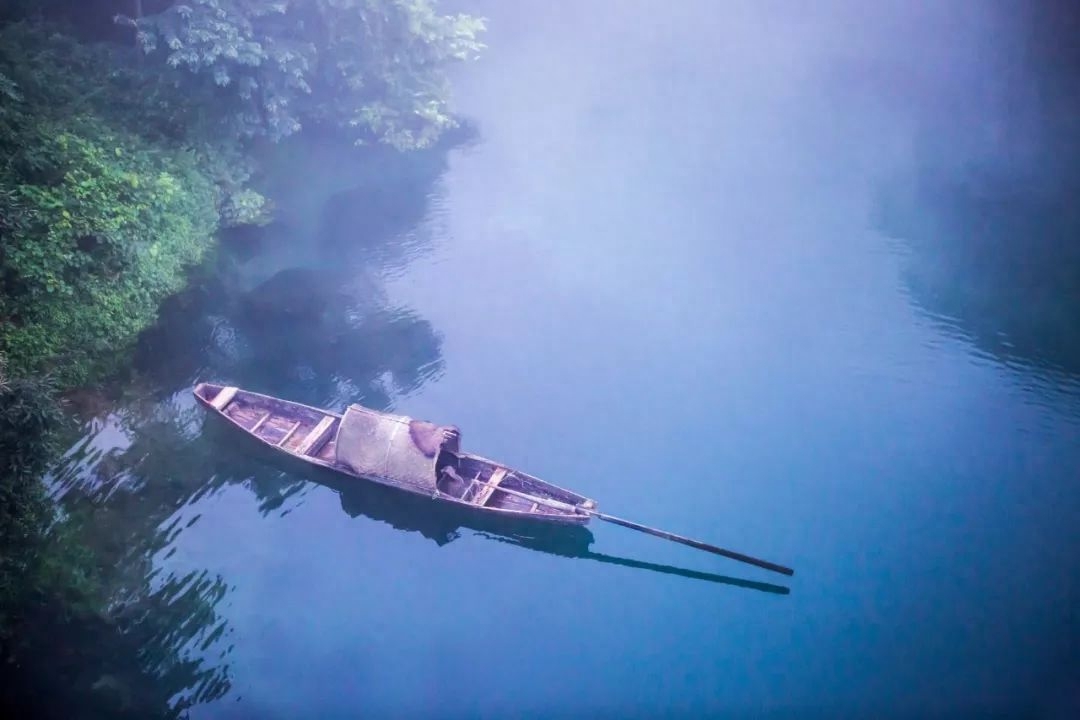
{"left": 334, "top": 405, "right": 455, "bottom": 493}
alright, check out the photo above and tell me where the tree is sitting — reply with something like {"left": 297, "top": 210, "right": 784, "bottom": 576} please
{"left": 132, "top": 0, "right": 485, "bottom": 148}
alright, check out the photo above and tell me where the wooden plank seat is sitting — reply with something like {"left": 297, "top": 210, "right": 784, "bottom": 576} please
{"left": 277, "top": 421, "right": 302, "bottom": 447}
{"left": 210, "top": 386, "right": 238, "bottom": 411}
{"left": 297, "top": 416, "right": 336, "bottom": 456}
{"left": 472, "top": 467, "right": 508, "bottom": 507}
{"left": 250, "top": 411, "right": 272, "bottom": 434}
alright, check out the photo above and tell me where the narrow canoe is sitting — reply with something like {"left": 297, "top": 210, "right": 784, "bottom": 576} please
{"left": 193, "top": 383, "right": 596, "bottom": 525}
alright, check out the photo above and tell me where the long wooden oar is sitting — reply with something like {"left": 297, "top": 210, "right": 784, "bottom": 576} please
{"left": 587, "top": 510, "right": 794, "bottom": 576}
{"left": 462, "top": 480, "right": 794, "bottom": 577}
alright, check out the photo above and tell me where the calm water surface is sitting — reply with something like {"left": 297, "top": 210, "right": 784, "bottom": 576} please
{"left": 50, "top": 2, "right": 1079, "bottom": 718}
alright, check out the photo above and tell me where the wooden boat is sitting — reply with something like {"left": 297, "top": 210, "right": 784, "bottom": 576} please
{"left": 193, "top": 383, "right": 596, "bottom": 524}
{"left": 193, "top": 383, "right": 794, "bottom": 575}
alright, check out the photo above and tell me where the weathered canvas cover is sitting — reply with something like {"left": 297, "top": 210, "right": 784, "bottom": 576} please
{"left": 334, "top": 405, "right": 453, "bottom": 493}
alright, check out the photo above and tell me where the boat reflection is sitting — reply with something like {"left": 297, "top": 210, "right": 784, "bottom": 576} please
{"left": 302, "top": 462, "right": 790, "bottom": 596}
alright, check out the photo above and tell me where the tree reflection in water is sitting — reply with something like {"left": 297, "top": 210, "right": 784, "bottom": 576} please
{"left": 879, "top": 2, "right": 1080, "bottom": 391}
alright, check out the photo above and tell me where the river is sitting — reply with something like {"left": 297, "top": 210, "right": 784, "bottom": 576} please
{"left": 45, "top": 1, "right": 1080, "bottom": 718}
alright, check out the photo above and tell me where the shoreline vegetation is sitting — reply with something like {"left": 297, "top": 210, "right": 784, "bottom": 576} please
{"left": 0, "top": 1, "right": 483, "bottom": 716}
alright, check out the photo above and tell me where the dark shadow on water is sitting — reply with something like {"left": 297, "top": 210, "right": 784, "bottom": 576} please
{"left": 135, "top": 258, "right": 446, "bottom": 411}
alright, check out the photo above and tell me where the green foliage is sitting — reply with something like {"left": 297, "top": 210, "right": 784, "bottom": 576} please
{"left": 220, "top": 188, "right": 273, "bottom": 227}
{"left": 133, "top": 0, "right": 485, "bottom": 148}
{"left": 0, "top": 23, "right": 220, "bottom": 386}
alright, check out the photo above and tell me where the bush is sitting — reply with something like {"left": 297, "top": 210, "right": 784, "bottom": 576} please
{"left": 0, "top": 23, "right": 221, "bottom": 386}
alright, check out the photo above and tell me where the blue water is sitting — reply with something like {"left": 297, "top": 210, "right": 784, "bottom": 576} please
{"left": 48, "top": 2, "right": 1078, "bottom": 718}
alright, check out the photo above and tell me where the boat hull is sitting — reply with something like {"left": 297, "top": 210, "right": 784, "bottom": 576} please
{"left": 193, "top": 383, "right": 593, "bottom": 527}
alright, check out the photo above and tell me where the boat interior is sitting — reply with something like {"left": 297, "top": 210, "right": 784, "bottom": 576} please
{"left": 435, "top": 455, "right": 579, "bottom": 517}
{"left": 195, "top": 383, "right": 585, "bottom": 518}
{"left": 199, "top": 384, "right": 343, "bottom": 463}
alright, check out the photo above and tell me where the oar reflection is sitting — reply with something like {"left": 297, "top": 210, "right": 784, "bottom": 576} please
{"left": 475, "top": 530, "right": 790, "bottom": 594}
